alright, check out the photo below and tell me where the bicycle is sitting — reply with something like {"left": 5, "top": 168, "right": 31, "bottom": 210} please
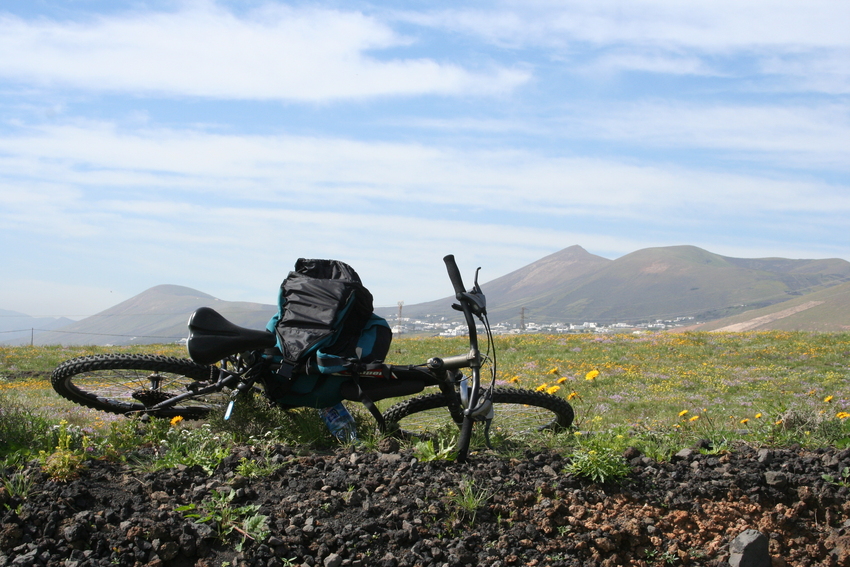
{"left": 51, "top": 255, "right": 574, "bottom": 462}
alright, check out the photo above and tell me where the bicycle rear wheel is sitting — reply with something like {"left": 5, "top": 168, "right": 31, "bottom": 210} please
{"left": 52, "top": 354, "right": 221, "bottom": 419}
{"left": 383, "top": 387, "right": 574, "bottom": 445}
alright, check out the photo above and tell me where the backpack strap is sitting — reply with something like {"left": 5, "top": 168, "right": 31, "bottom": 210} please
{"left": 277, "top": 361, "right": 295, "bottom": 379}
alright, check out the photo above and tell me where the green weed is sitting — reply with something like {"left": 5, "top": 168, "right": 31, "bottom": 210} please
{"left": 565, "top": 448, "right": 631, "bottom": 484}
{"left": 177, "top": 488, "right": 269, "bottom": 550}
{"left": 235, "top": 457, "right": 281, "bottom": 479}
{"left": 822, "top": 467, "right": 850, "bottom": 487}
{"left": 144, "top": 422, "right": 232, "bottom": 475}
{"left": 413, "top": 435, "right": 458, "bottom": 462}
{"left": 38, "top": 420, "right": 89, "bottom": 481}
{"left": 0, "top": 391, "right": 56, "bottom": 459}
{"left": 447, "top": 477, "right": 492, "bottom": 524}
{"left": 0, "top": 459, "right": 34, "bottom": 510}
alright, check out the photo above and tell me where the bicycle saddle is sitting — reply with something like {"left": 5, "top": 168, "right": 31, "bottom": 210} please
{"left": 187, "top": 307, "right": 277, "bottom": 365}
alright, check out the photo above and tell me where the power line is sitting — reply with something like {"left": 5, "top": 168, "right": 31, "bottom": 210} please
{"left": 0, "top": 309, "right": 273, "bottom": 319}
{"left": 0, "top": 328, "right": 183, "bottom": 339}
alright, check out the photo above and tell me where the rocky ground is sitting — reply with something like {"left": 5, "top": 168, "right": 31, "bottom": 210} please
{"left": 2, "top": 441, "right": 850, "bottom": 567}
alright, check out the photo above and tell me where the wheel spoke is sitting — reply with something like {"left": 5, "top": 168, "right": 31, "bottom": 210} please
{"left": 52, "top": 354, "right": 223, "bottom": 419}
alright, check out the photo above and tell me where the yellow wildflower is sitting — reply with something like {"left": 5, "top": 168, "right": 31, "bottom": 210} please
{"left": 547, "top": 385, "right": 560, "bottom": 395}
{"left": 170, "top": 415, "right": 184, "bottom": 427}
{"left": 585, "top": 370, "right": 599, "bottom": 381}
{"left": 740, "top": 418, "right": 749, "bottom": 425}
{"left": 567, "top": 392, "right": 579, "bottom": 400}
{"left": 678, "top": 410, "right": 689, "bottom": 417}
{"left": 755, "top": 413, "right": 762, "bottom": 419}
{"left": 548, "top": 367, "right": 559, "bottom": 375}
{"left": 824, "top": 395, "right": 834, "bottom": 403}
{"left": 536, "top": 384, "right": 547, "bottom": 392}
{"left": 689, "top": 415, "right": 700, "bottom": 422}
{"left": 507, "top": 375, "right": 520, "bottom": 383}
{"left": 837, "top": 412, "right": 850, "bottom": 420}
{"left": 556, "top": 376, "right": 568, "bottom": 384}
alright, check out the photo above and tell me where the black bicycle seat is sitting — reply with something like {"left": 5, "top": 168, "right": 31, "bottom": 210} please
{"left": 187, "top": 307, "right": 277, "bottom": 365}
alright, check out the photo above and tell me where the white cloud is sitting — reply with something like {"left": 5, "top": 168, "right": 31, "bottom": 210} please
{"left": 2, "top": 118, "right": 848, "bottom": 310}
{"left": 416, "top": 0, "right": 850, "bottom": 50}
{"left": 559, "top": 102, "right": 850, "bottom": 171}
{"left": 1, "top": 121, "right": 846, "bottom": 221}
{"left": 403, "top": 1, "right": 850, "bottom": 89}
{"left": 0, "top": 3, "right": 528, "bottom": 100}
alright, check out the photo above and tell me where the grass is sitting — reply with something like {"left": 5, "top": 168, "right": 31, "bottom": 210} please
{"left": 447, "top": 476, "right": 493, "bottom": 523}
{"left": 388, "top": 331, "right": 850, "bottom": 448}
{"left": 1, "top": 331, "right": 850, "bottom": 473}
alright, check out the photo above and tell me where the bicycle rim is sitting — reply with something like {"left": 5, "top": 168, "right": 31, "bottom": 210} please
{"left": 384, "top": 387, "right": 573, "bottom": 442}
{"left": 51, "top": 354, "right": 223, "bottom": 419}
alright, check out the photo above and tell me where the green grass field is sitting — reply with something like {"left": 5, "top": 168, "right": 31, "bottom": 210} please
{"left": 389, "top": 331, "right": 850, "bottom": 431}
{"left": 2, "top": 331, "right": 850, "bottom": 470}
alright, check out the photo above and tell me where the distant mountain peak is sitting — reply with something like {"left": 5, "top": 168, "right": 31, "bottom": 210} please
{"left": 143, "top": 285, "right": 216, "bottom": 299}
{"left": 483, "top": 245, "right": 611, "bottom": 299}
{"left": 0, "top": 308, "right": 30, "bottom": 318}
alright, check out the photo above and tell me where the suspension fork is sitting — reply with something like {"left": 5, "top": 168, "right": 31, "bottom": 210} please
{"left": 437, "top": 369, "right": 466, "bottom": 425}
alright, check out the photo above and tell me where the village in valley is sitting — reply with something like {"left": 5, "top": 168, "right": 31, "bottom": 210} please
{"left": 390, "top": 314, "right": 697, "bottom": 337}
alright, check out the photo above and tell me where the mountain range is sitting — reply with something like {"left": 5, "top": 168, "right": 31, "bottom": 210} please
{"left": 381, "top": 245, "right": 850, "bottom": 324}
{"left": 5, "top": 287, "right": 277, "bottom": 347}
{"left": 0, "top": 309, "right": 75, "bottom": 345}
{"left": 4, "top": 245, "right": 850, "bottom": 346}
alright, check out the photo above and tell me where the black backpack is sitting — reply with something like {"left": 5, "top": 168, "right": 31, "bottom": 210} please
{"left": 264, "top": 259, "right": 395, "bottom": 427}
{"left": 267, "top": 258, "right": 390, "bottom": 379}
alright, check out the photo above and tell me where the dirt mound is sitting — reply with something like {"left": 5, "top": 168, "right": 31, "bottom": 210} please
{"left": 2, "top": 444, "right": 850, "bottom": 567}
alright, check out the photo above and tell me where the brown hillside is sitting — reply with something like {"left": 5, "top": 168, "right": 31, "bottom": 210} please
{"left": 681, "top": 281, "right": 850, "bottom": 332}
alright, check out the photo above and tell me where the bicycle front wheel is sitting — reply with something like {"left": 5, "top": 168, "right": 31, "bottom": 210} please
{"left": 52, "top": 354, "right": 221, "bottom": 419}
{"left": 384, "top": 387, "right": 574, "bottom": 441}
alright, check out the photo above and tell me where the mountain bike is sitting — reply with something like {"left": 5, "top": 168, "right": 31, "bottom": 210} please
{"left": 51, "top": 255, "right": 574, "bottom": 462}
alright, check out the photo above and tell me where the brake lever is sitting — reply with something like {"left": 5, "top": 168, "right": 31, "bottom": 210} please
{"left": 473, "top": 267, "right": 483, "bottom": 294}
{"left": 451, "top": 267, "right": 487, "bottom": 315}
{"left": 451, "top": 292, "right": 486, "bottom": 316}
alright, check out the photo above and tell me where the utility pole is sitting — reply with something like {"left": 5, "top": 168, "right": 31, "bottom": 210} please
{"left": 397, "top": 301, "right": 404, "bottom": 334}
{"left": 520, "top": 308, "right": 526, "bottom": 331}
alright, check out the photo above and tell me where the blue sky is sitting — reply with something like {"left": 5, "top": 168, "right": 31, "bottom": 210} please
{"left": 1, "top": 0, "right": 848, "bottom": 318}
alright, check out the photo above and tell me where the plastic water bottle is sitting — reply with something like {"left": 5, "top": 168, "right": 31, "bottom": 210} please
{"left": 319, "top": 402, "right": 358, "bottom": 443}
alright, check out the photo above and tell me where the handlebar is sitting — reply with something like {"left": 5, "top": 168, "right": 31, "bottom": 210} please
{"left": 443, "top": 254, "right": 467, "bottom": 298}
{"left": 442, "top": 254, "right": 483, "bottom": 367}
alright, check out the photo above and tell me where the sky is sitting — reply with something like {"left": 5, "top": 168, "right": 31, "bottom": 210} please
{"left": 1, "top": 0, "right": 848, "bottom": 318}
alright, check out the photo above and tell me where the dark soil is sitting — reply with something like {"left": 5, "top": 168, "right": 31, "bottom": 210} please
{"left": 2, "top": 442, "right": 850, "bottom": 567}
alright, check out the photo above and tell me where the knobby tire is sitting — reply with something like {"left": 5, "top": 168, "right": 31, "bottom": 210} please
{"left": 383, "top": 387, "right": 574, "bottom": 454}
{"left": 51, "top": 354, "right": 220, "bottom": 419}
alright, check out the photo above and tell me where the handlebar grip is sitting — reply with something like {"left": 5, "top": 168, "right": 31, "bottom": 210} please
{"left": 443, "top": 254, "right": 466, "bottom": 297}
